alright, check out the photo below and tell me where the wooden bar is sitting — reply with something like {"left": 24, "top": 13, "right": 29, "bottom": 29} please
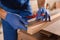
{"left": 18, "top": 13, "right": 60, "bottom": 40}
{"left": 18, "top": 30, "right": 38, "bottom": 40}
{"left": 27, "top": 13, "right": 60, "bottom": 35}
{"left": 43, "top": 14, "right": 60, "bottom": 36}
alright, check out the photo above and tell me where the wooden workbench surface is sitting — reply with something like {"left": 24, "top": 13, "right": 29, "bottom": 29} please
{"left": 43, "top": 13, "right": 60, "bottom": 36}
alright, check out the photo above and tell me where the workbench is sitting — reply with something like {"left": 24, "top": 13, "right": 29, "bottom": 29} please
{"left": 43, "top": 13, "right": 60, "bottom": 36}
{"left": 18, "top": 13, "right": 60, "bottom": 40}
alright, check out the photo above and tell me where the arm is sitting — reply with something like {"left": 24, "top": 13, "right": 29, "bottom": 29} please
{"left": 0, "top": 8, "right": 27, "bottom": 30}
{"left": 24, "top": 0, "right": 35, "bottom": 18}
{"left": 24, "top": 0, "right": 32, "bottom": 16}
{"left": 0, "top": 8, "right": 7, "bottom": 19}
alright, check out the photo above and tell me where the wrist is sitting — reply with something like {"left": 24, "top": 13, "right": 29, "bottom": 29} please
{"left": 0, "top": 8, "right": 7, "bottom": 19}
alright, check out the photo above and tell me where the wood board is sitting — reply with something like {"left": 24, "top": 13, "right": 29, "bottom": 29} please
{"left": 27, "top": 13, "right": 60, "bottom": 35}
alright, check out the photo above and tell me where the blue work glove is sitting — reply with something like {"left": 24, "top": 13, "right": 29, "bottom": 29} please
{"left": 36, "top": 8, "right": 42, "bottom": 20}
{"left": 4, "top": 12, "right": 28, "bottom": 30}
{"left": 36, "top": 7, "right": 45, "bottom": 21}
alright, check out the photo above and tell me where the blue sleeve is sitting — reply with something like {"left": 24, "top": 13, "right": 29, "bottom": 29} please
{"left": 25, "top": 0, "right": 32, "bottom": 16}
{"left": 0, "top": 0, "right": 1, "bottom": 8}
{"left": 19, "top": 0, "right": 32, "bottom": 17}
{"left": 4, "top": 12, "right": 27, "bottom": 30}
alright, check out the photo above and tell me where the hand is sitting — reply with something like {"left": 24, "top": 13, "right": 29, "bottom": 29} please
{"left": 4, "top": 13, "right": 27, "bottom": 30}
{"left": 0, "top": 8, "right": 7, "bottom": 19}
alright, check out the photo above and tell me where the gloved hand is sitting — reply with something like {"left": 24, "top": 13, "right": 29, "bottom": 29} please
{"left": 4, "top": 12, "right": 28, "bottom": 30}
{"left": 41, "top": 13, "right": 45, "bottom": 16}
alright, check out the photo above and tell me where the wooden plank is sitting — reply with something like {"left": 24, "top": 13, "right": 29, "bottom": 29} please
{"left": 27, "top": 13, "right": 60, "bottom": 35}
{"left": 43, "top": 20, "right": 60, "bottom": 36}
{"left": 43, "top": 17, "right": 60, "bottom": 36}
{"left": 18, "top": 13, "right": 60, "bottom": 40}
{"left": 18, "top": 30, "right": 38, "bottom": 40}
